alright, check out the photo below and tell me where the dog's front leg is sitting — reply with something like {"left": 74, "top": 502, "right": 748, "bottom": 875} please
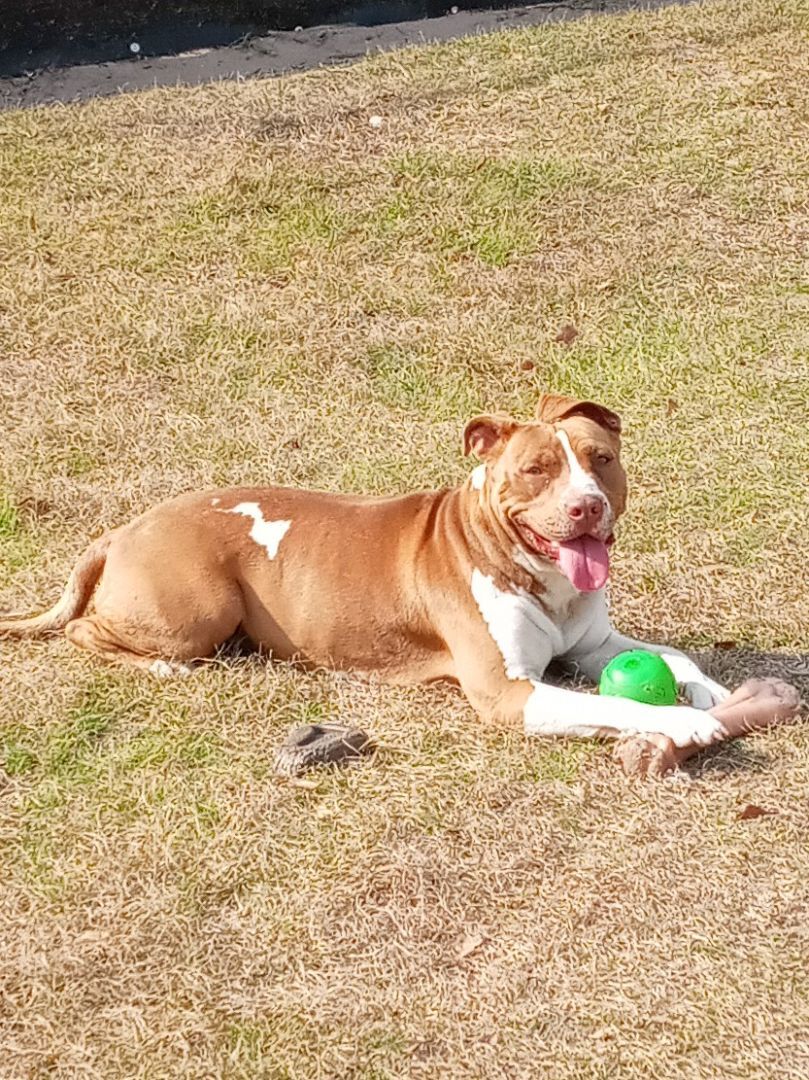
{"left": 453, "top": 575, "right": 726, "bottom": 746}
{"left": 452, "top": 641, "right": 727, "bottom": 747}
{"left": 521, "top": 680, "right": 727, "bottom": 747}
{"left": 569, "top": 629, "right": 729, "bottom": 711}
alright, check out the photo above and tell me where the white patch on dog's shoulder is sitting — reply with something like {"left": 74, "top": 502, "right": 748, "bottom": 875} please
{"left": 471, "top": 569, "right": 555, "bottom": 680}
{"left": 220, "top": 502, "right": 291, "bottom": 559}
{"left": 210, "top": 497, "right": 221, "bottom": 506}
{"left": 470, "top": 464, "right": 486, "bottom": 490}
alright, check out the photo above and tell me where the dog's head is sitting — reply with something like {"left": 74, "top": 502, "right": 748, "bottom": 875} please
{"left": 463, "top": 393, "right": 627, "bottom": 592}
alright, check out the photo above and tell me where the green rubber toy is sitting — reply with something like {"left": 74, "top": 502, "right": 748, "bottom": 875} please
{"left": 599, "top": 650, "right": 678, "bottom": 706}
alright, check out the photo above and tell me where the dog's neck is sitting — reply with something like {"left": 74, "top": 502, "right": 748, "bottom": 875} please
{"left": 458, "top": 476, "right": 577, "bottom": 615}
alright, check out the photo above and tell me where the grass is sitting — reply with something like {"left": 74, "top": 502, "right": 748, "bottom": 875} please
{"left": 1, "top": 0, "right": 809, "bottom": 1075}
{"left": 0, "top": 494, "right": 39, "bottom": 575}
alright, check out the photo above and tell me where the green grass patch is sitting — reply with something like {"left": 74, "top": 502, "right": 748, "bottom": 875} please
{"left": 366, "top": 343, "right": 478, "bottom": 417}
{"left": 0, "top": 494, "right": 38, "bottom": 577}
{"left": 43, "top": 678, "right": 123, "bottom": 782}
{"left": 0, "top": 726, "right": 39, "bottom": 776}
{"left": 522, "top": 740, "right": 602, "bottom": 785}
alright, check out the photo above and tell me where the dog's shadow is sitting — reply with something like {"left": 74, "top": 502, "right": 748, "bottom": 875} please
{"left": 691, "top": 737, "right": 771, "bottom": 776}
{"left": 686, "top": 646, "right": 807, "bottom": 776}
{"left": 690, "top": 646, "right": 809, "bottom": 699}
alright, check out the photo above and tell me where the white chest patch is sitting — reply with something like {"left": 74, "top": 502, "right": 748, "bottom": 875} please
{"left": 470, "top": 464, "right": 487, "bottom": 491}
{"left": 219, "top": 502, "right": 291, "bottom": 559}
{"left": 471, "top": 569, "right": 611, "bottom": 681}
{"left": 471, "top": 569, "right": 557, "bottom": 680}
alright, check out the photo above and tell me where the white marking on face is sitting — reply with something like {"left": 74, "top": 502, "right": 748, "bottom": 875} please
{"left": 555, "top": 429, "right": 606, "bottom": 503}
{"left": 470, "top": 464, "right": 486, "bottom": 490}
{"left": 219, "top": 502, "right": 291, "bottom": 559}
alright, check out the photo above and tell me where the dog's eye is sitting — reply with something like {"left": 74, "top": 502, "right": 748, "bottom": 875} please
{"left": 524, "top": 464, "right": 545, "bottom": 475}
{"left": 594, "top": 453, "right": 613, "bottom": 466}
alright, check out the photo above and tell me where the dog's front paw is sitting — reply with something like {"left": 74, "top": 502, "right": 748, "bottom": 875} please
{"left": 653, "top": 706, "right": 728, "bottom": 749}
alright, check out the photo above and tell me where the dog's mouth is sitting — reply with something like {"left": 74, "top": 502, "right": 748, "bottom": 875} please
{"left": 517, "top": 521, "right": 614, "bottom": 593}
{"left": 518, "top": 523, "right": 560, "bottom": 561}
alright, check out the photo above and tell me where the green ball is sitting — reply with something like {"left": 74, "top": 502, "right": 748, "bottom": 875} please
{"left": 599, "top": 650, "right": 678, "bottom": 706}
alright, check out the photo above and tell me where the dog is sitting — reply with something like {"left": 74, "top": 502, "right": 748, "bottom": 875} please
{"left": 1, "top": 392, "right": 731, "bottom": 751}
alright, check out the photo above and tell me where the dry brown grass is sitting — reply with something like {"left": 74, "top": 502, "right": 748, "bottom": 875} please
{"left": 1, "top": 0, "right": 808, "bottom": 1075}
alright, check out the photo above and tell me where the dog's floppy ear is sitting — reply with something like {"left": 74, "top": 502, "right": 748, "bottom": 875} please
{"left": 463, "top": 413, "right": 518, "bottom": 459}
{"left": 535, "top": 392, "right": 622, "bottom": 434}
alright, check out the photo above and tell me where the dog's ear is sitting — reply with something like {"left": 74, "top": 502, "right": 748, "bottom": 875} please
{"left": 463, "top": 414, "right": 518, "bottom": 459}
{"left": 535, "top": 392, "right": 622, "bottom": 434}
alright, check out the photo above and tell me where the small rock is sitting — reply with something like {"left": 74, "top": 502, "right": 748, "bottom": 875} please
{"left": 369, "top": 115, "right": 383, "bottom": 129}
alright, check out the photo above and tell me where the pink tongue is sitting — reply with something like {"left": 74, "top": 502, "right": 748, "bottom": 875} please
{"left": 557, "top": 536, "right": 610, "bottom": 591}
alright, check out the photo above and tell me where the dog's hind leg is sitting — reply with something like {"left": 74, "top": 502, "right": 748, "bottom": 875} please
{"left": 65, "top": 617, "right": 196, "bottom": 677}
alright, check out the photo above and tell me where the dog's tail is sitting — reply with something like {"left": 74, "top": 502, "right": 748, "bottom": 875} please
{"left": 0, "top": 532, "right": 113, "bottom": 638}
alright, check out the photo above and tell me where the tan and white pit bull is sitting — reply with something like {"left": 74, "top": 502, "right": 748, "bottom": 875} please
{"left": 1, "top": 392, "right": 742, "bottom": 753}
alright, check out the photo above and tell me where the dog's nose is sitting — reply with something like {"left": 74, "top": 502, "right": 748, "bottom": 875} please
{"left": 567, "top": 495, "right": 604, "bottom": 522}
